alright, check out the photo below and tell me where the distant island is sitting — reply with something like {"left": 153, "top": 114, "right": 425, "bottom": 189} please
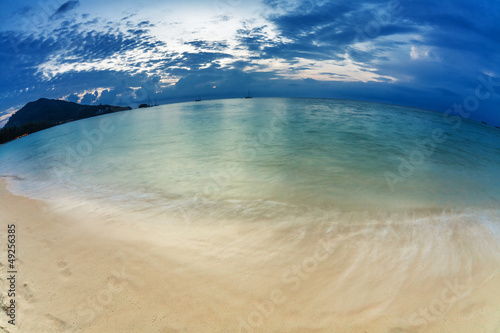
{"left": 0, "top": 98, "right": 131, "bottom": 144}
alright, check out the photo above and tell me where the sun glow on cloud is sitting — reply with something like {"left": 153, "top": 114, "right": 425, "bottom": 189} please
{"left": 252, "top": 56, "right": 395, "bottom": 83}
{"left": 32, "top": 1, "right": 398, "bottom": 86}
{"left": 410, "top": 45, "right": 429, "bottom": 60}
{"left": 0, "top": 106, "right": 20, "bottom": 127}
{"left": 36, "top": 46, "right": 175, "bottom": 79}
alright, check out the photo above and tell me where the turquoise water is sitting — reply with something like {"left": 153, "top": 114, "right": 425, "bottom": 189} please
{"left": 1, "top": 98, "right": 499, "bottom": 223}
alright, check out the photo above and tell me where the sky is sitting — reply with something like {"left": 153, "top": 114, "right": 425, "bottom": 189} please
{"left": 0, "top": 0, "right": 499, "bottom": 127}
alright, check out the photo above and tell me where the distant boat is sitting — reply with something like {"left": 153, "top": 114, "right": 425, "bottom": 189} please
{"left": 245, "top": 90, "right": 252, "bottom": 99}
{"left": 139, "top": 96, "right": 154, "bottom": 108}
{"left": 154, "top": 97, "right": 159, "bottom": 106}
{"left": 195, "top": 94, "right": 202, "bottom": 102}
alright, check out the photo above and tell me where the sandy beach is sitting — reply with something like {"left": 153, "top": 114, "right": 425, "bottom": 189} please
{"left": 1, "top": 179, "right": 500, "bottom": 332}
{"left": 1, "top": 0, "right": 499, "bottom": 330}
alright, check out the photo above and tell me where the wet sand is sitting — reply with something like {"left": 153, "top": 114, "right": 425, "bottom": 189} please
{"left": 1, "top": 179, "right": 500, "bottom": 332}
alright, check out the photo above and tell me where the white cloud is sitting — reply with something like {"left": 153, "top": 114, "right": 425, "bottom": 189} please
{"left": 410, "top": 45, "right": 430, "bottom": 60}
{"left": 0, "top": 106, "right": 21, "bottom": 128}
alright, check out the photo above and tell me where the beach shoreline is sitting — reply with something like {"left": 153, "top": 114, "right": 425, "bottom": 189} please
{"left": 1, "top": 179, "right": 500, "bottom": 332}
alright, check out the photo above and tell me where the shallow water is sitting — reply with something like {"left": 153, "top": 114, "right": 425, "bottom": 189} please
{"left": 1, "top": 97, "right": 500, "bottom": 330}
{"left": 1, "top": 98, "right": 499, "bottom": 218}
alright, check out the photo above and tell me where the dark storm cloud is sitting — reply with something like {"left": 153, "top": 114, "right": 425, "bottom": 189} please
{"left": 186, "top": 40, "right": 229, "bottom": 51}
{"left": 260, "top": 0, "right": 488, "bottom": 72}
{"left": 66, "top": 93, "right": 79, "bottom": 102}
{"left": 257, "top": 0, "right": 413, "bottom": 61}
{"left": 51, "top": 0, "right": 80, "bottom": 19}
{"left": 236, "top": 26, "right": 271, "bottom": 53}
{"left": 1, "top": 23, "right": 162, "bottom": 72}
{"left": 254, "top": 0, "right": 499, "bottom": 122}
{"left": 137, "top": 20, "right": 154, "bottom": 28}
{"left": 80, "top": 91, "right": 98, "bottom": 104}
{"left": 233, "top": 0, "right": 418, "bottom": 66}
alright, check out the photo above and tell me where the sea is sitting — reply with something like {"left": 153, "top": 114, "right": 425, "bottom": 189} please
{"left": 1, "top": 98, "right": 499, "bottom": 217}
